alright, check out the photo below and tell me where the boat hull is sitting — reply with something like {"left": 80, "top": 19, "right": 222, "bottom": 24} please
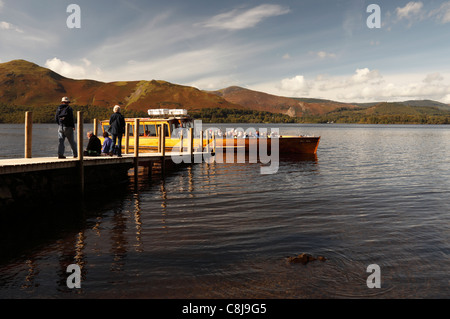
{"left": 214, "top": 137, "right": 320, "bottom": 155}
{"left": 106, "top": 136, "right": 320, "bottom": 155}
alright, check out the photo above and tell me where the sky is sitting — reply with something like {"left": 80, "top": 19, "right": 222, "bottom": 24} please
{"left": 2, "top": 0, "right": 450, "bottom": 103}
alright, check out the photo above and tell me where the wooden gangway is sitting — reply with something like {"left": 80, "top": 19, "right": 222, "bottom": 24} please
{"left": 0, "top": 152, "right": 202, "bottom": 175}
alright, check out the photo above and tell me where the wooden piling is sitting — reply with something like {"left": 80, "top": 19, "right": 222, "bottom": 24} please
{"left": 188, "top": 128, "right": 194, "bottom": 158}
{"left": 93, "top": 118, "right": 98, "bottom": 136}
{"left": 180, "top": 131, "right": 184, "bottom": 153}
{"left": 25, "top": 111, "right": 33, "bottom": 159}
{"left": 77, "top": 111, "right": 84, "bottom": 195}
{"left": 161, "top": 124, "right": 166, "bottom": 174}
{"left": 77, "top": 112, "right": 83, "bottom": 161}
{"left": 157, "top": 126, "right": 162, "bottom": 153}
{"left": 125, "top": 123, "right": 130, "bottom": 154}
{"left": 199, "top": 130, "right": 204, "bottom": 153}
{"left": 134, "top": 119, "right": 140, "bottom": 179}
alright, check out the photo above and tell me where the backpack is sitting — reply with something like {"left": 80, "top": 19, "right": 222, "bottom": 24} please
{"left": 58, "top": 106, "right": 71, "bottom": 126}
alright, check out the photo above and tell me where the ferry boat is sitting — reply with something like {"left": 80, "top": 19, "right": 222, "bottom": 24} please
{"left": 99, "top": 109, "right": 320, "bottom": 155}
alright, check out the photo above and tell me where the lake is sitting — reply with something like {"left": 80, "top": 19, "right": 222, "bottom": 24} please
{"left": 0, "top": 123, "right": 449, "bottom": 299}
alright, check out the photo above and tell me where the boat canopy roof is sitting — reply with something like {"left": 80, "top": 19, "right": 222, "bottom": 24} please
{"left": 100, "top": 109, "right": 192, "bottom": 124}
{"left": 148, "top": 109, "right": 188, "bottom": 117}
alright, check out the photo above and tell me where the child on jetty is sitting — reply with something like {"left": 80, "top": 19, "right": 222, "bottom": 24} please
{"left": 102, "top": 131, "right": 113, "bottom": 156}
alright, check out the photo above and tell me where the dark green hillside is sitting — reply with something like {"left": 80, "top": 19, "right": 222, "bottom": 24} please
{"left": 401, "top": 100, "right": 450, "bottom": 111}
{"left": 190, "top": 108, "right": 298, "bottom": 123}
{"left": 302, "top": 102, "right": 450, "bottom": 124}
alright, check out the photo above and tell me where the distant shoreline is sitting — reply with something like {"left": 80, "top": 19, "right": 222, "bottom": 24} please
{"left": 0, "top": 104, "right": 449, "bottom": 125}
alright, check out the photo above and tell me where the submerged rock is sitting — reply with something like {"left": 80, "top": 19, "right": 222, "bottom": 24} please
{"left": 287, "top": 253, "right": 327, "bottom": 265}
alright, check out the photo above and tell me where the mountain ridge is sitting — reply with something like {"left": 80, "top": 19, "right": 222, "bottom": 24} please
{"left": 0, "top": 59, "right": 244, "bottom": 112}
{"left": 1, "top": 59, "right": 449, "bottom": 121}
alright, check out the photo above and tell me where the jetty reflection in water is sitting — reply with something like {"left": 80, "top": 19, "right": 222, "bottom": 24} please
{"left": 0, "top": 155, "right": 322, "bottom": 298}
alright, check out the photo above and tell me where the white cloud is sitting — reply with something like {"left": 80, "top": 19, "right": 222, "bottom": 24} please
{"left": 279, "top": 75, "right": 309, "bottom": 95}
{"left": 311, "top": 51, "right": 337, "bottom": 59}
{"left": 82, "top": 58, "right": 91, "bottom": 67}
{"left": 429, "top": 2, "right": 450, "bottom": 24}
{"left": 441, "top": 94, "right": 450, "bottom": 104}
{"left": 45, "top": 57, "right": 102, "bottom": 79}
{"left": 200, "top": 4, "right": 290, "bottom": 30}
{"left": 423, "top": 72, "right": 444, "bottom": 83}
{"left": 0, "top": 21, "right": 23, "bottom": 33}
{"left": 396, "top": 2, "right": 423, "bottom": 20}
{"left": 45, "top": 58, "right": 86, "bottom": 78}
{"left": 97, "top": 47, "right": 236, "bottom": 83}
{"left": 320, "top": 71, "right": 450, "bottom": 103}
{"left": 190, "top": 75, "right": 242, "bottom": 91}
{"left": 388, "top": 1, "right": 450, "bottom": 26}
{"left": 250, "top": 69, "right": 450, "bottom": 103}
{"left": 351, "top": 68, "right": 383, "bottom": 84}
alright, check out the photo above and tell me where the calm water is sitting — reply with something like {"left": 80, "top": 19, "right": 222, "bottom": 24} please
{"left": 0, "top": 123, "right": 449, "bottom": 299}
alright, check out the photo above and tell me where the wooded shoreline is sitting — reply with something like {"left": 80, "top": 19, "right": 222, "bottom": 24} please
{"left": 0, "top": 104, "right": 449, "bottom": 125}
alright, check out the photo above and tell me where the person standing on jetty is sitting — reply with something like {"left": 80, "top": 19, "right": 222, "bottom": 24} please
{"left": 109, "top": 105, "right": 125, "bottom": 157}
{"left": 55, "top": 97, "right": 78, "bottom": 159}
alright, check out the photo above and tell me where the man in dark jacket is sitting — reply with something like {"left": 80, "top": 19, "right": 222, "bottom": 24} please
{"left": 109, "top": 105, "right": 126, "bottom": 157}
{"left": 84, "top": 131, "right": 102, "bottom": 156}
{"left": 55, "top": 97, "right": 78, "bottom": 159}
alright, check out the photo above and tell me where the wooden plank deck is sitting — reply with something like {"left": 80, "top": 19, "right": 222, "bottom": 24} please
{"left": 0, "top": 152, "right": 205, "bottom": 175}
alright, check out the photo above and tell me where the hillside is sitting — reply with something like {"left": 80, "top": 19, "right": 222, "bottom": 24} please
{"left": 0, "top": 59, "right": 449, "bottom": 124}
{"left": 354, "top": 100, "right": 450, "bottom": 111}
{"left": 0, "top": 60, "right": 243, "bottom": 112}
{"left": 400, "top": 100, "right": 450, "bottom": 112}
{"left": 209, "top": 86, "right": 359, "bottom": 117}
{"left": 306, "top": 102, "right": 450, "bottom": 124}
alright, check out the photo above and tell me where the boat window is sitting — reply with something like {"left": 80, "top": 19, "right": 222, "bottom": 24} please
{"left": 156, "top": 124, "right": 170, "bottom": 137}
{"left": 103, "top": 125, "right": 110, "bottom": 133}
{"left": 139, "top": 124, "right": 146, "bottom": 136}
{"left": 145, "top": 124, "right": 157, "bottom": 137}
{"left": 181, "top": 120, "right": 194, "bottom": 129}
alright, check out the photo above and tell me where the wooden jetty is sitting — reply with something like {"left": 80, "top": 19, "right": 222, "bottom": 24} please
{"left": 0, "top": 112, "right": 208, "bottom": 212}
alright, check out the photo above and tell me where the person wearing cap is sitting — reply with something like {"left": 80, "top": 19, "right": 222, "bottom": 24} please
{"left": 55, "top": 97, "right": 78, "bottom": 159}
{"left": 108, "top": 105, "right": 125, "bottom": 157}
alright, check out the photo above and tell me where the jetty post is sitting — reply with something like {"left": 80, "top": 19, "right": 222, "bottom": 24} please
{"left": 25, "top": 111, "right": 33, "bottom": 159}
{"left": 157, "top": 126, "right": 162, "bottom": 153}
{"left": 199, "top": 130, "right": 204, "bottom": 153}
{"left": 154, "top": 125, "right": 162, "bottom": 177}
{"left": 134, "top": 119, "right": 140, "bottom": 180}
{"left": 205, "top": 130, "right": 210, "bottom": 153}
{"left": 77, "top": 111, "right": 84, "bottom": 195}
{"left": 93, "top": 118, "right": 98, "bottom": 136}
{"left": 159, "top": 124, "right": 166, "bottom": 174}
{"left": 125, "top": 123, "right": 130, "bottom": 155}
{"left": 180, "top": 131, "right": 184, "bottom": 153}
{"left": 188, "top": 128, "right": 194, "bottom": 162}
